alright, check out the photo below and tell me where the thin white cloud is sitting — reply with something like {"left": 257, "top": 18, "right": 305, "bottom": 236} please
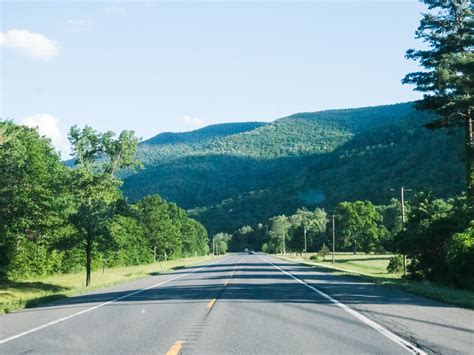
{"left": 0, "top": 29, "right": 59, "bottom": 60}
{"left": 105, "top": 6, "right": 127, "bottom": 16}
{"left": 183, "top": 115, "right": 205, "bottom": 127}
{"left": 21, "top": 114, "right": 70, "bottom": 157}
{"left": 65, "top": 19, "right": 91, "bottom": 33}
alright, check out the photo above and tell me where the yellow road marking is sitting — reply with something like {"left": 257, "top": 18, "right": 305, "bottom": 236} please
{"left": 207, "top": 298, "right": 217, "bottom": 308}
{"left": 166, "top": 340, "right": 183, "bottom": 355}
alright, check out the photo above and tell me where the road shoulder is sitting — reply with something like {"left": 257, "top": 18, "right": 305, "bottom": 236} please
{"left": 267, "top": 254, "right": 474, "bottom": 355}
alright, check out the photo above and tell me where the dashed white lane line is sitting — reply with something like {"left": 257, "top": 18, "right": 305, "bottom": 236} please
{"left": 0, "top": 257, "right": 229, "bottom": 345}
{"left": 259, "top": 255, "right": 427, "bottom": 355}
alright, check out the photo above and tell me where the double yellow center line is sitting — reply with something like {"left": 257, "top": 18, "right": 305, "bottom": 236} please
{"left": 207, "top": 298, "right": 217, "bottom": 309}
{"left": 165, "top": 256, "right": 243, "bottom": 354}
{"left": 166, "top": 340, "right": 183, "bottom": 355}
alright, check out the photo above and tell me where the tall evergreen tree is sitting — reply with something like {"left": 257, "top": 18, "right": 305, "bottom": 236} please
{"left": 403, "top": 0, "right": 473, "bottom": 197}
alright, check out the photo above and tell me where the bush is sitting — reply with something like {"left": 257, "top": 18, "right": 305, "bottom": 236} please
{"left": 446, "top": 222, "right": 474, "bottom": 289}
{"left": 387, "top": 255, "right": 404, "bottom": 273}
{"left": 309, "top": 254, "right": 320, "bottom": 262}
{"left": 318, "top": 243, "right": 330, "bottom": 261}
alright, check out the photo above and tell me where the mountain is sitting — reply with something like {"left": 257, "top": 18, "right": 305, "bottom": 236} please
{"left": 122, "top": 102, "right": 464, "bottom": 234}
{"left": 142, "top": 122, "right": 267, "bottom": 146}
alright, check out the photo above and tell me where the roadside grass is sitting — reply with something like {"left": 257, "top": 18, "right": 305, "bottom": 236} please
{"left": 0, "top": 255, "right": 218, "bottom": 314}
{"left": 276, "top": 253, "right": 474, "bottom": 309}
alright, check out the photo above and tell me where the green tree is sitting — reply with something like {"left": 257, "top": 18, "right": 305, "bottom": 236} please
{"left": 403, "top": 0, "right": 473, "bottom": 197}
{"left": 268, "top": 215, "right": 291, "bottom": 254}
{"left": 68, "top": 126, "right": 140, "bottom": 286}
{"left": 290, "top": 208, "right": 327, "bottom": 258}
{"left": 135, "top": 195, "right": 179, "bottom": 260}
{"left": 447, "top": 221, "right": 474, "bottom": 289}
{"left": 213, "top": 232, "right": 231, "bottom": 255}
{"left": 0, "top": 121, "right": 73, "bottom": 278}
{"left": 336, "top": 201, "right": 387, "bottom": 254}
{"left": 394, "top": 192, "right": 472, "bottom": 286}
{"left": 106, "top": 214, "right": 150, "bottom": 266}
{"left": 318, "top": 243, "right": 330, "bottom": 261}
{"left": 378, "top": 198, "right": 408, "bottom": 252}
{"left": 134, "top": 195, "right": 208, "bottom": 259}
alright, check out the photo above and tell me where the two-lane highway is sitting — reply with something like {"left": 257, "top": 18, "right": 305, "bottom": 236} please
{"left": 0, "top": 254, "right": 472, "bottom": 354}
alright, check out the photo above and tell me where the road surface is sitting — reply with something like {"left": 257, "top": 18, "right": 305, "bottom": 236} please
{"left": 0, "top": 254, "right": 473, "bottom": 354}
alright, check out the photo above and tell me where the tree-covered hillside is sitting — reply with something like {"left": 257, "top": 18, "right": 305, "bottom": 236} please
{"left": 143, "top": 121, "right": 267, "bottom": 146}
{"left": 122, "top": 102, "right": 464, "bottom": 234}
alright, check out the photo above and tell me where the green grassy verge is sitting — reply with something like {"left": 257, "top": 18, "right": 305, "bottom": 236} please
{"left": 276, "top": 253, "right": 474, "bottom": 309}
{"left": 0, "top": 255, "right": 219, "bottom": 314}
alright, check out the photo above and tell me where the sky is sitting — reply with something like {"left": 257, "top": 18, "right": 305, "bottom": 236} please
{"left": 1, "top": 0, "right": 426, "bottom": 157}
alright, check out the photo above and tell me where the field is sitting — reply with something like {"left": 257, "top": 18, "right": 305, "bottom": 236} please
{"left": 278, "top": 253, "right": 474, "bottom": 309}
{"left": 0, "top": 255, "right": 217, "bottom": 314}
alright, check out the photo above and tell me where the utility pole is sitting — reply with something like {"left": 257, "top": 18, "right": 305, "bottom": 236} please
{"left": 153, "top": 246, "right": 157, "bottom": 262}
{"left": 392, "top": 187, "right": 412, "bottom": 274}
{"left": 303, "top": 226, "right": 307, "bottom": 260}
{"left": 212, "top": 236, "right": 215, "bottom": 256}
{"left": 400, "top": 187, "right": 406, "bottom": 224}
{"left": 332, "top": 214, "right": 336, "bottom": 263}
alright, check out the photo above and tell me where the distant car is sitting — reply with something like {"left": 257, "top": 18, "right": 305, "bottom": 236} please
{"left": 248, "top": 250, "right": 255, "bottom": 255}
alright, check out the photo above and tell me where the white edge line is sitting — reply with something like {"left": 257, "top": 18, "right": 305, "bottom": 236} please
{"left": 259, "top": 255, "right": 427, "bottom": 355}
{"left": 0, "top": 257, "right": 227, "bottom": 345}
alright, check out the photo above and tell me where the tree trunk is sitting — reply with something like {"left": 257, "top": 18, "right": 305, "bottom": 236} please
{"left": 466, "top": 108, "right": 474, "bottom": 200}
{"left": 353, "top": 238, "right": 357, "bottom": 255}
{"left": 85, "top": 237, "right": 92, "bottom": 287}
{"left": 282, "top": 235, "right": 286, "bottom": 255}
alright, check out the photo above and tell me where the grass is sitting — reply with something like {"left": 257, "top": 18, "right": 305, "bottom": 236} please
{"left": 0, "top": 255, "right": 218, "bottom": 314}
{"left": 277, "top": 252, "right": 474, "bottom": 309}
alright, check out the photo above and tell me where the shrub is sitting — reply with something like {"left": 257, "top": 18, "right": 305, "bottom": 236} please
{"left": 446, "top": 222, "right": 474, "bottom": 290}
{"left": 318, "top": 243, "right": 330, "bottom": 261}
{"left": 387, "top": 255, "right": 404, "bottom": 273}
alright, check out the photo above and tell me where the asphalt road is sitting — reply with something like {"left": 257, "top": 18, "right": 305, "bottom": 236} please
{"left": 0, "top": 254, "right": 473, "bottom": 354}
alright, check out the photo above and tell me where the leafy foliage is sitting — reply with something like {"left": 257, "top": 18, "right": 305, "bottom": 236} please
{"left": 447, "top": 221, "right": 474, "bottom": 289}
{"left": 122, "top": 103, "right": 464, "bottom": 234}
{"left": 403, "top": 0, "right": 474, "bottom": 195}
{"left": 335, "top": 201, "right": 387, "bottom": 254}
{"left": 318, "top": 243, "right": 330, "bottom": 261}
{"left": 68, "top": 125, "right": 141, "bottom": 286}
{"left": 0, "top": 121, "right": 73, "bottom": 279}
{"left": 387, "top": 255, "right": 404, "bottom": 274}
{"left": 212, "top": 232, "right": 231, "bottom": 255}
{"left": 0, "top": 121, "right": 209, "bottom": 284}
{"left": 394, "top": 193, "right": 473, "bottom": 288}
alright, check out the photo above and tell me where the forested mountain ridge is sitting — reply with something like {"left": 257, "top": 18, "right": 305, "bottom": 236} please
{"left": 143, "top": 121, "right": 267, "bottom": 146}
{"left": 122, "top": 102, "right": 464, "bottom": 234}
{"left": 136, "top": 102, "right": 414, "bottom": 163}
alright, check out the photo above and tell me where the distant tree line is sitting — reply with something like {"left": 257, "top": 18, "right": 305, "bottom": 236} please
{"left": 0, "top": 121, "right": 209, "bottom": 286}
{"left": 219, "top": 191, "right": 472, "bottom": 290}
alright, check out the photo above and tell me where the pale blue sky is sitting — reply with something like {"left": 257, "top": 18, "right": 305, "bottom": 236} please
{"left": 1, "top": 0, "right": 425, "bottom": 156}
